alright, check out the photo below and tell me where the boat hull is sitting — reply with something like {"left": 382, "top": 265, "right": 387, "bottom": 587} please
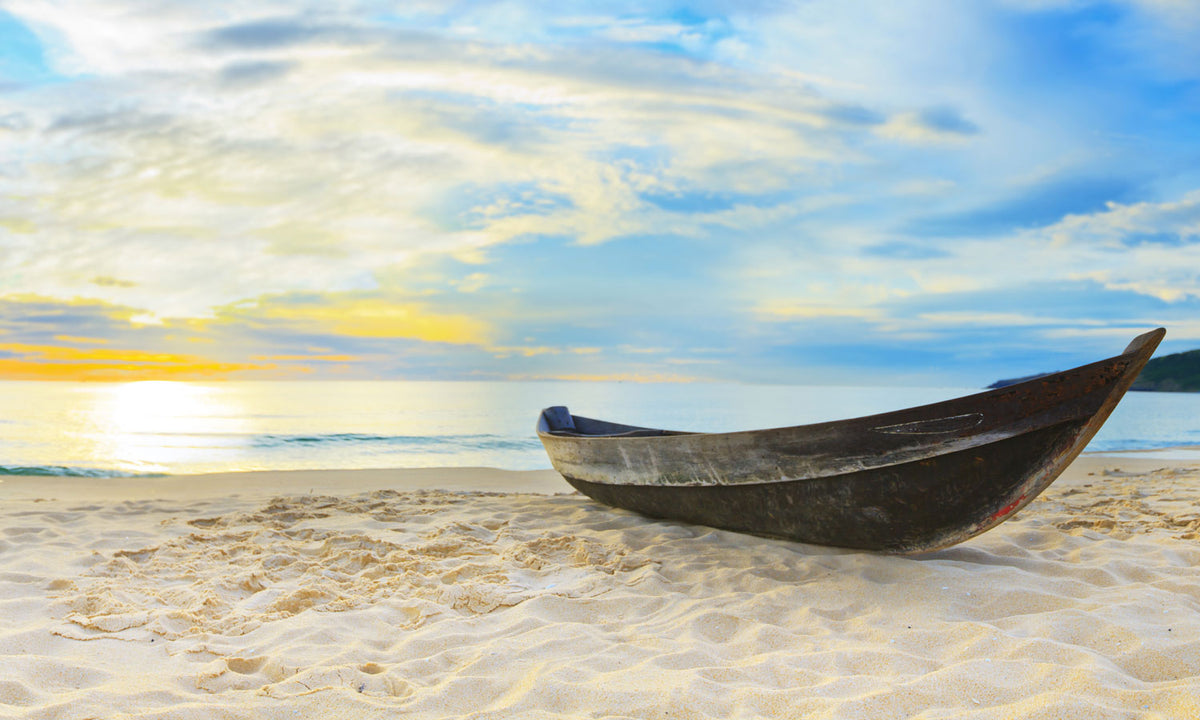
{"left": 538, "top": 329, "right": 1165, "bottom": 553}
{"left": 564, "top": 419, "right": 1082, "bottom": 553}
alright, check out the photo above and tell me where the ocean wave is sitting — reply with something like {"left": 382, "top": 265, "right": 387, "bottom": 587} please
{"left": 0, "top": 465, "right": 163, "bottom": 478}
{"left": 251, "top": 433, "right": 541, "bottom": 452}
{"left": 1087, "top": 438, "right": 1200, "bottom": 453}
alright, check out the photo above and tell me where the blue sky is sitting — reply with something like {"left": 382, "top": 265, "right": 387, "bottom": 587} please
{"left": 1, "top": 0, "right": 1199, "bottom": 383}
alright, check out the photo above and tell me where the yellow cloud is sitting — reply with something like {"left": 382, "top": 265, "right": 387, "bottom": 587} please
{"left": 232, "top": 294, "right": 493, "bottom": 345}
{"left": 53, "top": 335, "right": 111, "bottom": 345}
{"left": 0, "top": 217, "right": 36, "bottom": 233}
{"left": 250, "top": 353, "right": 362, "bottom": 363}
{"left": 489, "top": 345, "right": 560, "bottom": 358}
{"left": 255, "top": 223, "right": 350, "bottom": 257}
{"left": 0, "top": 343, "right": 268, "bottom": 381}
{"left": 1, "top": 292, "right": 139, "bottom": 318}
{"left": 754, "top": 303, "right": 882, "bottom": 321}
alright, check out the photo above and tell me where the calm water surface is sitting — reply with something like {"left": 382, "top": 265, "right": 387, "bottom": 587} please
{"left": 1, "top": 381, "right": 1197, "bottom": 477}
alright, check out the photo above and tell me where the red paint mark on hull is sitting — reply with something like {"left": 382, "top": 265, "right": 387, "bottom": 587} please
{"left": 991, "top": 494, "right": 1027, "bottom": 521}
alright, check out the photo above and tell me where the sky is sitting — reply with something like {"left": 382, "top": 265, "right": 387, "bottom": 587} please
{"left": 1, "top": 0, "right": 1200, "bottom": 385}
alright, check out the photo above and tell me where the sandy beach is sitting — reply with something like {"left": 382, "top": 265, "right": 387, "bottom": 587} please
{"left": 2, "top": 456, "right": 1199, "bottom": 719}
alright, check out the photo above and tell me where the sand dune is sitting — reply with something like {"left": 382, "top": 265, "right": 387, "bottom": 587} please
{"left": 2, "top": 457, "right": 1199, "bottom": 718}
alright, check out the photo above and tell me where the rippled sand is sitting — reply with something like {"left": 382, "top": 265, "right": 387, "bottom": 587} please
{"left": 2, "top": 458, "right": 1198, "bottom": 718}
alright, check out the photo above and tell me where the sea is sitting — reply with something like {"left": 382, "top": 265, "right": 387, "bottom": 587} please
{"left": 2, "top": 381, "right": 1199, "bottom": 478}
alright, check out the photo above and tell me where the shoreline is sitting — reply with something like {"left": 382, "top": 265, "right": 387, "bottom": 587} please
{"left": 0, "top": 466, "right": 567, "bottom": 501}
{"left": 4, "top": 446, "right": 1200, "bottom": 502}
{"left": 1086, "top": 445, "right": 1200, "bottom": 461}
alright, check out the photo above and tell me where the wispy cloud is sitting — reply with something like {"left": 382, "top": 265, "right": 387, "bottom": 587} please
{"left": 876, "top": 106, "right": 980, "bottom": 144}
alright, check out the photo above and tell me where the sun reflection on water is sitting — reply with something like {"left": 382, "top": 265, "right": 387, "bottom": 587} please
{"left": 84, "top": 381, "right": 250, "bottom": 472}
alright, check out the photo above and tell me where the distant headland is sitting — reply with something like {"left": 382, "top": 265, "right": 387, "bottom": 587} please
{"left": 989, "top": 347, "right": 1200, "bottom": 392}
{"left": 1127, "top": 348, "right": 1200, "bottom": 392}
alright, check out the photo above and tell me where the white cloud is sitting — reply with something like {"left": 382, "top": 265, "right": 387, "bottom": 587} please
{"left": 1042, "top": 191, "right": 1200, "bottom": 248}
{"left": 3, "top": 0, "right": 917, "bottom": 321}
{"left": 915, "top": 312, "right": 1104, "bottom": 327}
{"left": 1025, "top": 192, "right": 1200, "bottom": 302}
{"left": 730, "top": 184, "right": 1200, "bottom": 351}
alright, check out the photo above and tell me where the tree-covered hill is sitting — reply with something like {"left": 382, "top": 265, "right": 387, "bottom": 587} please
{"left": 1130, "top": 349, "right": 1200, "bottom": 392}
{"left": 988, "top": 347, "right": 1200, "bottom": 392}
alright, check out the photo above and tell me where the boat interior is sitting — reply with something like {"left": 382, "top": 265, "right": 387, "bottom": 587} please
{"left": 538, "top": 406, "right": 694, "bottom": 438}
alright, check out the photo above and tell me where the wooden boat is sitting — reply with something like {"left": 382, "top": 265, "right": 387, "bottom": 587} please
{"left": 537, "top": 329, "right": 1165, "bottom": 553}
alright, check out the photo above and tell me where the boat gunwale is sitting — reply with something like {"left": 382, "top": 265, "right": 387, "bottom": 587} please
{"left": 538, "top": 328, "right": 1165, "bottom": 444}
